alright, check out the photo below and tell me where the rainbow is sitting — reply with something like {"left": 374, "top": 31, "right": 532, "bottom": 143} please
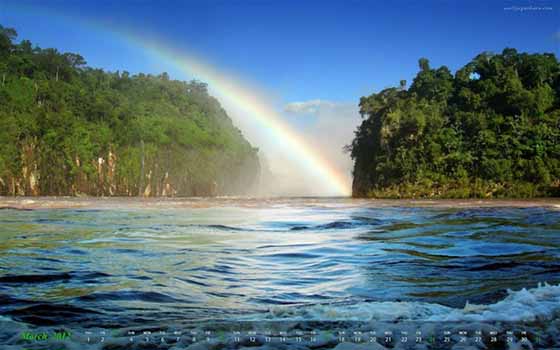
{"left": 4, "top": 5, "right": 351, "bottom": 196}
{"left": 135, "top": 39, "right": 350, "bottom": 196}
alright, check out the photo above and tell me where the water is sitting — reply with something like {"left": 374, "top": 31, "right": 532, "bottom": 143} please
{"left": 0, "top": 198, "right": 559, "bottom": 329}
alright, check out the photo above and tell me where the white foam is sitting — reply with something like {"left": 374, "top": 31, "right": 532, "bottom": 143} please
{"left": 433, "top": 282, "right": 560, "bottom": 322}
{"left": 258, "top": 283, "right": 560, "bottom": 322}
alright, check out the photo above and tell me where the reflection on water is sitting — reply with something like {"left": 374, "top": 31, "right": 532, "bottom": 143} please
{"left": 0, "top": 198, "right": 559, "bottom": 327}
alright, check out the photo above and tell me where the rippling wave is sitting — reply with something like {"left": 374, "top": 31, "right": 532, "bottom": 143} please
{"left": 0, "top": 199, "right": 559, "bottom": 329}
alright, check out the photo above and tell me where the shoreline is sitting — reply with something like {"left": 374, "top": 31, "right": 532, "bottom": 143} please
{"left": 0, "top": 196, "right": 559, "bottom": 210}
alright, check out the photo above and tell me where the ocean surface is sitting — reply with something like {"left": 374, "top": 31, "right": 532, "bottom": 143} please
{"left": 0, "top": 197, "right": 559, "bottom": 330}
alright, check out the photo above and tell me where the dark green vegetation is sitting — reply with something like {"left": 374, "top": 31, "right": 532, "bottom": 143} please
{"left": 349, "top": 49, "right": 560, "bottom": 198}
{"left": 0, "top": 26, "right": 260, "bottom": 196}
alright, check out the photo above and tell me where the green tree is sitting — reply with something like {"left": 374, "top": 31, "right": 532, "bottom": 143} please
{"left": 0, "top": 24, "right": 260, "bottom": 197}
{"left": 350, "top": 48, "right": 560, "bottom": 198}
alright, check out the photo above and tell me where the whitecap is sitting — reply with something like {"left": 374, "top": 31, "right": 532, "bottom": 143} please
{"left": 253, "top": 282, "right": 560, "bottom": 323}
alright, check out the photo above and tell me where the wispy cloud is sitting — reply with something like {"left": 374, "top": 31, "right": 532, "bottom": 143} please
{"left": 284, "top": 99, "right": 338, "bottom": 114}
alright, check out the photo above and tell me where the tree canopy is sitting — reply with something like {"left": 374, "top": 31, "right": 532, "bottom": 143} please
{"left": 0, "top": 25, "right": 260, "bottom": 196}
{"left": 349, "top": 49, "right": 560, "bottom": 198}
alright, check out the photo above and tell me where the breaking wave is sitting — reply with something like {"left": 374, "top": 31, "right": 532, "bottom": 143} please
{"left": 260, "top": 282, "right": 560, "bottom": 323}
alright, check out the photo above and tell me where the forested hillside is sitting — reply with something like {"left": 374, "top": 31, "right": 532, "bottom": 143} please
{"left": 349, "top": 49, "right": 560, "bottom": 198}
{"left": 0, "top": 25, "right": 260, "bottom": 196}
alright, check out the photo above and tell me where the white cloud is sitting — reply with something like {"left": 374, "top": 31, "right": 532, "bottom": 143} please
{"left": 284, "top": 99, "right": 338, "bottom": 114}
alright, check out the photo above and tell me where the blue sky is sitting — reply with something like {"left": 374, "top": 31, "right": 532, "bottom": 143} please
{"left": 1, "top": 0, "right": 558, "bottom": 104}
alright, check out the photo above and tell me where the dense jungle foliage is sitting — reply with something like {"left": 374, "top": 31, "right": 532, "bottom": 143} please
{"left": 0, "top": 25, "right": 260, "bottom": 196}
{"left": 350, "top": 49, "right": 560, "bottom": 198}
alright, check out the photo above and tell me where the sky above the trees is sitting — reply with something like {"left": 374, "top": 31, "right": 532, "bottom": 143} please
{"left": 2, "top": 0, "right": 558, "bottom": 103}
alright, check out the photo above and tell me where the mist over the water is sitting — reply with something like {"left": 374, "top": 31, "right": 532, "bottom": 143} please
{"left": 219, "top": 96, "right": 359, "bottom": 197}
{"left": 285, "top": 100, "right": 360, "bottom": 196}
